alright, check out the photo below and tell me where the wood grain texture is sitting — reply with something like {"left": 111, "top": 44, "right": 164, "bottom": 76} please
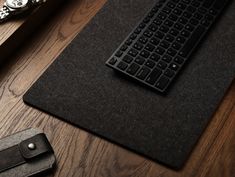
{"left": 0, "top": 0, "right": 234, "bottom": 177}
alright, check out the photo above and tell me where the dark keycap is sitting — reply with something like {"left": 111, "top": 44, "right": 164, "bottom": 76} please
{"left": 183, "top": 11, "right": 192, "bottom": 19}
{"left": 172, "top": 42, "right": 181, "bottom": 50}
{"left": 187, "top": 6, "right": 196, "bottom": 13}
{"left": 125, "top": 38, "right": 133, "bottom": 45}
{"left": 153, "top": 18, "right": 163, "bottom": 25}
{"left": 146, "top": 68, "right": 162, "bottom": 85}
{"left": 128, "top": 48, "right": 138, "bottom": 57}
{"left": 155, "top": 31, "right": 165, "bottom": 39}
{"left": 149, "top": 24, "right": 158, "bottom": 32}
{"left": 174, "top": 23, "right": 184, "bottom": 30}
{"left": 150, "top": 53, "right": 161, "bottom": 62}
{"left": 169, "top": 14, "right": 178, "bottom": 21}
{"left": 134, "top": 27, "right": 142, "bottom": 34}
{"left": 157, "top": 61, "right": 168, "bottom": 69}
{"left": 191, "top": 1, "right": 200, "bottom": 7}
{"left": 169, "top": 63, "right": 179, "bottom": 71}
{"left": 179, "top": 25, "right": 206, "bottom": 57}
{"left": 138, "top": 36, "right": 148, "bottom": 44}
{"left": 174, "top": 56, "right": 184, "bottom": 64}
{"left": 145, "top": 59, "right": 156, "bottom": 68}
{"left": 169, "top": 28, "right": 179, "bottom": 36}
{"left": 108, "top": 57, "right": 117, "bottom": 65}
{"left": 130, "top": 33, "right": 137, "bottom": 40}
{"left": 176, "top": 36, "right": 186, "bottom": 44}
{"left": 160, "top": 40, "right": 170, "bottom": 49}
{"left": 190, "top": 18, "right": 199, "bottom": 26}
{"left": 167, "top": 48, "right": 177, "bottom": 56}
{"left": 144, "top": 30, "right": 154, "bottom": 38}
{"left": 177, "top": 3, "right": 187, "bottom": 10}
{"left": 115, "top": 50, "right": 123, "bottom": 57}
{"left": 156, "top": 76, "right": 170, "bottom": 90}
{"left": 127, "top": 63, "right": 140, "bottom": 75}
{"left": 155, "top": 47, "right": 165, "bottom": 55}
{"left": 139, "top": 23, "right": 146, "bottom": 29}
{"left": 159, "top": 25, "right": 170, "bottom": 33}
{"left": 162, "top": 7, "right": 172, "bottom": 14}
{"left": 120, "top": 44, "right": 128, "bottom": 51}
{"left": 123, "top": 55, "right": 134, "bottom": 64}
{"left": 205, "top": 14, "right": 214, "bottom": 21}
{"left": 198, "top": 7, "right": 207, "bottom": 14}
{"left": 117, "top": 62, "right": 128, "bottom": 70}
{"left": 194, "top": 12, "right": 203, "bottom": 20}
{"left": 143, "top": 17, "right": 151, "bottom": 23}
{"left": 164, "top": 69, "right": 175, "bottom": 77}
{"left": 162, "top": 54, "right": 172, "bottom": 63}
{"left": 136, "top": 67, "right": 151, "bottom": 80}
{"left": 140, "top": 50, "right": 151, "bottom": 58}
{"left": 173, "top": 8, "right": 183, "bottom": 15}
{"left": 182, "top": 0, "right": 190, "bottom": 4}
{"left": 145, "top": 43, "right": 155, "bottom": 52}
{"left": 134, "top": 42, "right": 144, "bottom": 51}
{"left": 135, "top": 56, "right": 145, "bottom": 65}
{"left": 167, "top": 2, "right": 176, "bottom": 8}
{"left": 178, "top": 17, "right": 188, "bottom": 25}
{"left": 185, "top": 24, "right": 194, "bottom": 31}
{"left": 165, "top": 34, "right": 175, "bottom": 42}
{"left": 181, "top": 30, "right": 190, "bottom": 37}
{"left": 158, "top": 12, "right": 168, "bottom": 20}
{"left": 150, "top": 37, "right": 160, "bottom": 45}
{"left": 164, "top": 19, "right": 174, "bottom": 27}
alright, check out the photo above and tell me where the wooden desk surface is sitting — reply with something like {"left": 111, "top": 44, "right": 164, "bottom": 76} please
{"left": 0, "top": 0, "right": 235, "bottom": 176}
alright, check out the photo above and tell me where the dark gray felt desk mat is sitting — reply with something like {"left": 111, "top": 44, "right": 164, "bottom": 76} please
{"left": 23, "top": 0, "right": 235, "bottom": 169}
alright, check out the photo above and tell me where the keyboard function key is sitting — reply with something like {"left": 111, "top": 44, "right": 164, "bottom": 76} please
{"left": 117, "top": 62, "right": 128, "bottom": 71}
{"left": 127, "top": 63, "right": 141, "bottom": 75}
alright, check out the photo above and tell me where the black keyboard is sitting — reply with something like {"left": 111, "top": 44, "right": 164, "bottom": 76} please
{"left": 106, "top": 0, "right": 229, "bottom": 93}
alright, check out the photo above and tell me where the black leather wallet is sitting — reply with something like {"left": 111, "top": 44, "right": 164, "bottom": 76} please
{"left": 0, "top": 128, "right": 56, "bottom": 177}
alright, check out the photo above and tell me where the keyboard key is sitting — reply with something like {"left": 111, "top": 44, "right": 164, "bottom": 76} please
{"left": 158, "top": 12, "right": 168, "bottom": 20}
{"left": 179, "top": 25, "right": 206, "bottom": 57}
{"left": 135, "top": 56, "right": 145, "bottom": 65}
{"left": 137, "top": 67, "right": 151, "bottom": 80}
{"left": 157, "top": 61, "right": 168, "bottom": 69}
{"left": 128, "top": 48, "right": 138, "bottom": 57}
{"left": 160, "top": 40, "right": 170, "bottom": 49}
{"left": 164, "top": 69, "right": 175, "bottom": 77}
{"left": 167, "top": 48, "right": 177, "bottom": 56}
{"left": 176, "top": 36, "right": 186, "bottom": 44}
{"left": 127, "top": 63, "right": 140, "bottom": 75}
{"left": 140, "top": 50, "right": 151, "bottom": 58}
{"left": 178, "top": 17, "right": 188, "bottom": 25}
{"left": 134, "top": 42, "right": 144, "bottom": 51}
{"left": 174, "top": 56, "right": 184, "bottom": 64}
{"left": 155, "top": 47, "right": 165, "bottom": 55}
{"left": 145, "top": 59, "right": 156, "bottom": 68}
{"left": 146, "top": 68, "right": 162, "bottom": 85}
{"left": 149, "top": 24, "right": 158, "bottom": 32}
{"left": 122, "top": 55, "right": 134, "bottom": 64}
{"left": 144, "top": 30, "right": 154, "bottom": 38}
{"left": 145, "top": 43, "right": 155, "bottom": 52}
{"left": 138, "top": 36, "right": 148, "bottom": 44}
{"left": 165, "top": 34, "right": 175, "bottom": 42}
{"left": 108, "top": 57, "right": 117, "bottom": 65}
{"left": 115, "top": 50, "right": 123, "bottom": 57}
{"left": 155, "top": 31, "right": 165, "bottom": 39}
{"left": 156, "top": 76, "right": 170, "bottom": 90}
{"left": 169, "top": 28, "right": 179, "bottom": 36}
{"left": 150, "top": 53, "right": 161, "bottom": 62}
{"left": 164, "top": 19, "right": 174, "bottom": 27}
{"left": 162, "top": 54, "right": 172, "bottom": 63}
{"left": 172, "top": 42, "right": 181, "bottom": 50}
{"left": 181, "top": 30, "right": 190, "bottom": 37}
{"left": 150, "top": 37, "right": 160, "bottom": 45}
{"left": 177, "top": 3, "right": 187, "bottom": 10}
{"left": 169, "top": 63, "right": 179, "bottom": 71}
{"left": 117, "top": 62, "right": 128, "bottom": 70}
{"left": 169, "top": 14, "right": 178, "bottom": 21}
{"left": 120, "top": 44, "right": 128, "bottom": 51}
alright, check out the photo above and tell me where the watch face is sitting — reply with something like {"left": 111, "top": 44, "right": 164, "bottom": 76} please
{"left": 6, "top": 0, "right": 29, "bottom": 9}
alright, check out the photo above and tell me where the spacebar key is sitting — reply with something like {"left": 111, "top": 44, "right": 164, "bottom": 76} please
{"left": 179, "top": 25, "right": 206, "bottom": 58}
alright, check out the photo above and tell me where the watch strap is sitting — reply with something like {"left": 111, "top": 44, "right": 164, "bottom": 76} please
{"left": 0, "top": 5, "right": 11, "bottom": 22}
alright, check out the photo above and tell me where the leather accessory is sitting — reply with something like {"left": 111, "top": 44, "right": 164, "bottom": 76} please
{"left": 0, "top": 128, "right": 56, "bottom": 177}
{"left": 0, "top": 0, "right": 46, "bottom": 23}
